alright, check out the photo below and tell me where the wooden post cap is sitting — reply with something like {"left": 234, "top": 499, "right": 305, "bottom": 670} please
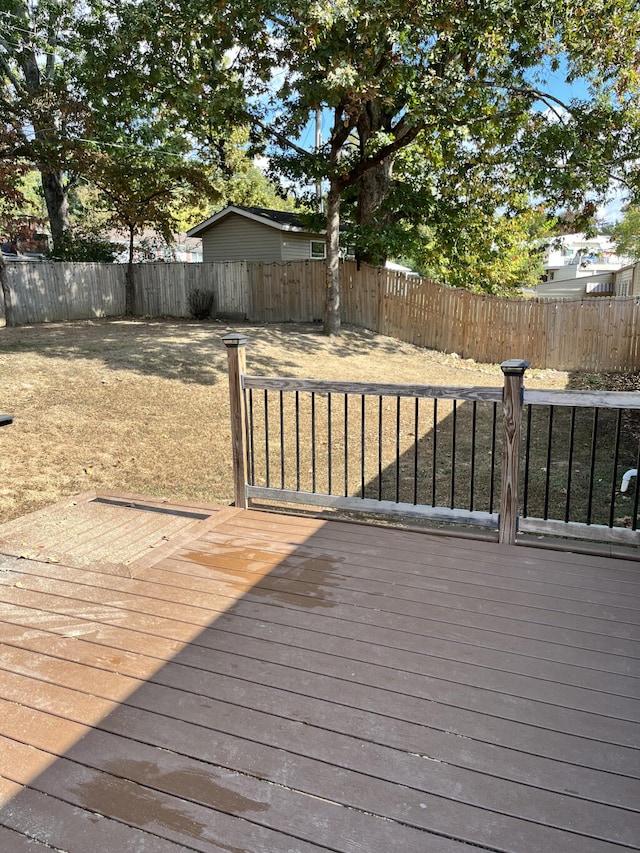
{"left": 222, "top": 333, "right": 248, "bottom": 348}
{"left": 500, "top": 359, "right": 530, "bottom": 375}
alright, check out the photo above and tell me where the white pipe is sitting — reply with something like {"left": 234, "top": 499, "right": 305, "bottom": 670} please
{"left": 620, "top": 469, "right": 638, "bottom": 493}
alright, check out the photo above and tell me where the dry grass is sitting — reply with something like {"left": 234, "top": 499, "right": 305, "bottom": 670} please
{"left": 0, "top": 318, "right": 571, "bottom": 525}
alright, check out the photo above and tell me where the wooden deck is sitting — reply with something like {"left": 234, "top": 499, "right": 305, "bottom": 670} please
{"left": 0, "top": 491, "right": 638, "bottom": 852}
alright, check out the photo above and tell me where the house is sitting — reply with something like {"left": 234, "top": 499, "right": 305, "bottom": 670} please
{"left": 536, "top": 233, "right": 632, "bottom": 298}
{"left": 109, "top": 230, "right": 203, "bottom": 263}
{"left": 614, "top": 261, "right": 640, "bottom": 296}
{"left": 186, "top": 205, "right": 328, "bottom": 263}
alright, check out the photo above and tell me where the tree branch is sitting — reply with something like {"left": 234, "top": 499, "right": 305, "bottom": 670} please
{"left": 339, "top": 122, "right": 423, "bottom": 189}
{"left": 479, "top": 80, "right": 575, "bottom": 123}
{"left": 253, "top": 116, "right": 312, "bottom": 158}
{"left": 0, "top": 51, "right": 26, "bottom": 95}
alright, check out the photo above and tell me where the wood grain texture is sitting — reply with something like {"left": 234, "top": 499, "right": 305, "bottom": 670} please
{"left": 0, "top": 495, "right": 638, "bottom": 852}
{"left": 244, "top": 375, "right": 504, "bottom": 402}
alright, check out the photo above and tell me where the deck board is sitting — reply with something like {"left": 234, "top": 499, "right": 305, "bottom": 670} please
{"left": 0, "top": 492, "right": 638, "bottom": 852}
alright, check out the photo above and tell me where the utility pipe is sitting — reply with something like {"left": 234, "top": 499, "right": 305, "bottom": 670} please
{"left": 620, "top": 469, "right": 638, "bottom": 493}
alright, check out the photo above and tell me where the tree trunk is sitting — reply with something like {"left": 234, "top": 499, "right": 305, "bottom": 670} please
{"left": 324, "top": 183, "right": 341, "bottom": 336}
{"left": 355, "top": 156, "right": 394, "bottom": 265}
{"left": 41, "top": 169, "right": 70, "bottom": 254}
{"left": 125, "top": 225, "right": 135, "bottom": 315}
{"left": 0, "top": 254, "right": 15, "bottom": 327}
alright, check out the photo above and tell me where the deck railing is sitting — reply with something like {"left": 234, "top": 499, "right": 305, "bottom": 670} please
{"left": 224, "top": 334, "right": 640, "bottom": 547}
{"left": 519, "top": 389, "right": 640, "bottom": 545}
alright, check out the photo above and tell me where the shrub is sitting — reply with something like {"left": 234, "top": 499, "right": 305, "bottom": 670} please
{"left": 188, "top": 288, "right": 215, "bottom": 319}
{"left": 46, "top": 228, "right": 120, "bottom": 263}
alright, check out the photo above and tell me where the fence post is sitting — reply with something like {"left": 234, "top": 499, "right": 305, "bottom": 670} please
{"left": 499, "top": 359, "right": 529, "bottom": 545}
{"left": 223, "top": 333, "right": 249, "bottom": 509}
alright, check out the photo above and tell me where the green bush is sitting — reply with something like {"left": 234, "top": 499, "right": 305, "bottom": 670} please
{"left": 45, "top": 228, "right": 120, "bottom": 263}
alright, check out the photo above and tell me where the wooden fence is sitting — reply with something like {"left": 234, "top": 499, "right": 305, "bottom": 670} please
{"left": 1, "top": 261, "right": 126, "bottom": 323}
{"left": 3, "top": 258, "right": 640, "bottom": 372}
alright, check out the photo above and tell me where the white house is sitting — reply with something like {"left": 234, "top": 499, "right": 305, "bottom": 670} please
{"left": 537, "top": 233, "right": 632, "bottom": 298}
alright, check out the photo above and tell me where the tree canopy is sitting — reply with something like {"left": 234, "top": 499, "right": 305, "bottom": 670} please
{"left": 611, "top": 206, "right": 640, "bottom": 260}
{"left": 221, "top": 0, "right": 640, "bottom": 331}
{"left": 2, "top": 0, "right": 639, "bottom": 331}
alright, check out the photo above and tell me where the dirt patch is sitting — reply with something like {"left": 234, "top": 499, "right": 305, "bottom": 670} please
{"left": 0, "top": 319, "right": 569, "bottom": 524}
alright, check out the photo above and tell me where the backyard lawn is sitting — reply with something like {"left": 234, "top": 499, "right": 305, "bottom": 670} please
{"left": 0, "top": 317, "right": 589, "bottom": 525}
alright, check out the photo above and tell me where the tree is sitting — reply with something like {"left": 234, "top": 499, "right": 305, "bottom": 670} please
{"left": 0, "top": 124, "right": 31, "bottom": 325}
{"left": 0, "top": 0, "right": 227, "bottom": 259}
{"left": 6, "top": 0, "right": 637, "bottom": 331}
{"left": 611, "top": 206, "right": 640, "bottom": 260}
{"left": 0, "top": 1, "right": 92, "bottom": 252}
{"left": 86, "top": 147, "right": 220, "bottom": 314}
{"left": 225, "top": 0, "right": 640, "bottom": 333}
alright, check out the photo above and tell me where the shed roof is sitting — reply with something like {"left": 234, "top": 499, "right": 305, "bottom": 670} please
{"left": 187, "top": 205, "right": 324, "bottom": 238}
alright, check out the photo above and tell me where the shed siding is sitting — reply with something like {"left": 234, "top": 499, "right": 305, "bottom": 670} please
{"left": 282, "top": 234, "right": 315, "bottom": 261}
{"left": 201, "top": 214, "right": 283, "bottom": 263}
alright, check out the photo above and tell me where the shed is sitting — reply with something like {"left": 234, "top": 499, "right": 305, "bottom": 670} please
{"left": 187, "top": 205, "right": 327, "bottom": 263}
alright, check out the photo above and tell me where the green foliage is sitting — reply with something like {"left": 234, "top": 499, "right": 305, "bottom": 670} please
{"left": 85, "top": 146, "right": 220, "bottom": 263}
{"left": 45, "top": 228, "right": 119, "bottom": 263}
{"left": 3, "top": 0, "right": 640, "bottom": 313}
{"left": 611, "top": 206, "right": 640, "bottom": 260}
{"left": 213, "top": 0, "right": 640, "bottom": 315}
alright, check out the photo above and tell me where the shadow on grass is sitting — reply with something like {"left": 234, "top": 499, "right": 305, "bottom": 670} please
{"left": 249, "top": 383, "right": 639, "bottom": 534}
{"left": 0, "top": 319, "right": 405, "bottom": 386}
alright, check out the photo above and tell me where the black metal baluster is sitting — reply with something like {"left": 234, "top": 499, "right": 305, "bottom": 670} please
{"left": 543, "top": 406, "right": 554, "bottom": 519}
{"left": 565, "top": 407, "right": 576, "bottom": 523}
{"left": 279, "top": 389, "right": 285, "bottom": 489}
{"left": 361, "top": 394, "right": 366, "bottom": 498}
{"left": 378, "top": 396, "right": 383, "bottom": 501}
{"left": 295, "top": 391, "right": 300, "bottom": 491}
{"left": 327, "top": 393, "right": 333, "bottom": 494}
{"left": 344, "top": 393, "right": 349, "bottom": 496}
{"left": 413, "top": 397, "right": 419, "bottom": 506}
{"left": 432, "top": 398, "right": 438, "bottom": 506}
{"left": 264, "top": 389, "right": 270, "bottom": 488}
{"left": 450, "top": 400, "right": 457, "bottom": 509}
{"left": 396, "top": 396, "right": 401, "bottom": 503}
{"left": 522, "top": 405, "right": 532, "bottom": 518}
{"left": 248, "top": 388, "right": 255, "bottom": 486}
{"left": 609, "top": 409, "right": 622, "bottom": 528}
{"left": 469, "top": 401, "right": 477, "bottom": 512}
{"left": 586, "top": 408, "right": 599, "bottom": 525}
{"left": 311, "top": 392, "right": 317, "bottom": 493}
{"left": 632, "top": 437, "right": 640, "bottom": 531}
{"left": 489, "top": 401, "right": 497, "bottom": 514}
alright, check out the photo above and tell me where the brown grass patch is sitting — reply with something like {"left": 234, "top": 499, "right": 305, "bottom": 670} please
{"left": 0, "top": 319, "right": 570, "bottom": 524}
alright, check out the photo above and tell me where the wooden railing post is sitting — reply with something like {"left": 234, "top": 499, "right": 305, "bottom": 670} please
{"left": 499, "top": 359, "right": 529, "bottom": 545}
{"left": 223, "top": 333, "right": 249, "bottom": 509}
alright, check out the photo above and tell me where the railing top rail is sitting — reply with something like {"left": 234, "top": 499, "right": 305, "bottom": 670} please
{"left": 524, "top": 388, "right": 640, "bottom": 410}
{"left": 243, "top": 375, "right": 503, "bottom": 403}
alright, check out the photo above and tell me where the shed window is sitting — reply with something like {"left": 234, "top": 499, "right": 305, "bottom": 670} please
{"left": 310, "top": 241, "right": 326, "bottom": 259}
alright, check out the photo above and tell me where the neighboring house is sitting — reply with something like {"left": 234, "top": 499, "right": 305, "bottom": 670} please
{"left": 187, "top": 205, "right": 328, "bottom": 263}
{"left": 110, "top": 230, "right": 202, "bottom": 263}
{"left": 614, "top": 262, "right": 640, "bottom": 296}
{"left": 537, "top": 233, "right": 632, "bottom": 298}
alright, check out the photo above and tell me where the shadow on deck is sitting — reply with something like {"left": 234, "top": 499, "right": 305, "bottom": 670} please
{"left": 0, "top": 491, "right": 638, "bottom": 852}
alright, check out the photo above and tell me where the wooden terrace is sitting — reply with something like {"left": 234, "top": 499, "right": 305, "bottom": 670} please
{"left": 0, "top": 490, "right": 638, "bottom": 852}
